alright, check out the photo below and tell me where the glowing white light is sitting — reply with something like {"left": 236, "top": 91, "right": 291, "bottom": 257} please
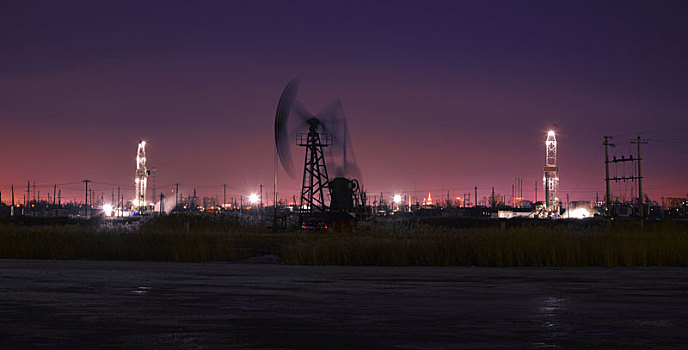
{"left": 249, "top": 193, "right": 259, "bottom": 204}
{"left": 568, "top": 207, "right": 592, "bottom": 219}
{"left": 548, "top": 130, "right": 555, "bottom": 136}
{"left": 103, "top": 204, "right": 113, "bottom": 217}
{"left": 135, "top": 140, "right": 148, "bottom": 211}
{"left": 393, "top": 194, "right": 402, "bottom": 204}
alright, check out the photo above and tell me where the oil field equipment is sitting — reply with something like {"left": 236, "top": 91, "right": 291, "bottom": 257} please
{"left": 134, "top": 140, "right": 148, "bottom": 212}
{"left": 274, "top": 79, "right": 363, "bottom": 216}
{"left": 543, "top": 130, "right": 560, "bottom": 216}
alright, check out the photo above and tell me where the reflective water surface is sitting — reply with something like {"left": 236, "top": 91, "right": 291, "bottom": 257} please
{"left": 1, "top": 260, "right": 687, "bottom": 349}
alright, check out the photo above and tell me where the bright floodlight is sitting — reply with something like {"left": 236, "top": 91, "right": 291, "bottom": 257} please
{"left": 548, "top": 130, "right": 555, "bottom": 136}
{"left": 249, "top": 193, "right": 259, "bottom": 204}
{"left": 393, "top": 194, "right": 402, "bottom": 204}
{"left": 568, "top": 207, "right": 591, "bottom": 219}
{"left": 103, "top": 204, "right": 113, "bottom": 217}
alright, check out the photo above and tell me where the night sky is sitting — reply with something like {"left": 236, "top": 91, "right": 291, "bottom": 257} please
{"left": 2, "top": 0, "right": 688, "bottom": 204}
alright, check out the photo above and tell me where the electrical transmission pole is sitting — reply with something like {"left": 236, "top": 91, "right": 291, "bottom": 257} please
{"left": 11, "top": 184, "right": 15, "bottom": 217}
{"left": 259, "top": 184, "right": 263, "bottom": 217}
{"left": 175, "top": 183, "right": 179, "bottom": 210}
{"left": 83, "top": 179, "right": 91, "bottom": 217}
{"left": 604, "top": 136, "right": 613, "bottom": 217}
{"left": 631, "top": 134, "right": 648, "bottom": 220}
{"left": 605, "top": 135, "right": 644, "bottom": 219}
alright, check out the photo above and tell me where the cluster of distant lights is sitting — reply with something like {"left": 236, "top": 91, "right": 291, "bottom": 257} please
{"left": 101, "top": 192, "right": 263, "bottom": 217}
{"left": 100, "top": 192, "right": 594, "bottom": 218}
{"left": 102, "top": 131, "right": 587, "bottom": 218}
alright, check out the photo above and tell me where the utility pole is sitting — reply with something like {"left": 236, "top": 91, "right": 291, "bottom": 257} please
{"left": 83, "top": 179, "right": 91, "bottom": 217}
{"left": 53, "top": 185, "right": 57, "bottom": 206}
{"left": 605, "top": 136, "right": 643, "bottom": 219}
{"left": 273, "top": 181, "right": 278, "bottom": 232}
{"left": 474, "top": 186, "right": 478, "bottom": 207}
{"left": 160, "top": 193, "right": 165, "bottom": 214}
{"left": 223, "top": 184, "right": 227, "bottom": 209}
{"left": 631, "top": 134, "right": 648, "bottom": 220}
{"left": 151, "top": 167, "right": 157, "bottom": 207}
{"left": 259, "top": 184, "right": 263, "bottom": 217}
{"left": 175, "top": 182, "right": 179, "bottom": 210}
{"left": 566, "top": 193, "right": 570, "bottom": 218}
{"left": 604, "top": 136, "right": 613, "bottom": 217}
{"left": 117, "top": 186, "right": 121, "bottom": 215}
{"left": 11, "top": 184, "right": 15, "bottom": 216}
{"left": 273, "top": 146, "right": 278, "bottom": 229}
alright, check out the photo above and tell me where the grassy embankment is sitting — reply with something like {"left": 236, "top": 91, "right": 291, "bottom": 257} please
{"left": 1, "top": 215, "right": 687, "bottom": 266}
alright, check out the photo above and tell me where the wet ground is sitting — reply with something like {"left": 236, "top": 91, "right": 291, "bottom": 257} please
{"left": 1, "top": 259, "right": 687, "bottom": 349}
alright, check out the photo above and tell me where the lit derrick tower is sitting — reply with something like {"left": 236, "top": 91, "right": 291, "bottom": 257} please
{"left": 543, "top": 130, "right": 560, "bottom": 216}
{"left": 135, "top": 140, "right": 148, "bottom": 212}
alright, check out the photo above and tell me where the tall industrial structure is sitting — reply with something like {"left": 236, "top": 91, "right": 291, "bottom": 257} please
{"left": 274, "top": 79, "right": 362, "bottom": 217}
{"left": 135, "top": 140, "right": 148, "bottom": 211}
{"left": 543, "top": 130, "right": 560, "bottom": 216}
{"left": 298, "top": 121, "right": 331, "bottom": 213}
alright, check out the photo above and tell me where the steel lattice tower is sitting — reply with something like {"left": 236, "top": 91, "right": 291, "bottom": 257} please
{"left": 135, "top": 140, "right": 148, "bottom": 211}
{"left": 543, "top": 130, "right": 559, "bottom": 216}
{"left": 298, "top": 121, "right": 331, "bottom": 214}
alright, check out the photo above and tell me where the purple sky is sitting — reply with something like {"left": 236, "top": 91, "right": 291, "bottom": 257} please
{"left": 2, "top": 0, "right": 688, "bottom": 205}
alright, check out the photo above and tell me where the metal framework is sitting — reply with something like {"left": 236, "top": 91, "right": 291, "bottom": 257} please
{"left": 298, "top": 124, "right": 331, "bottom": 214}
{"left": 604, "top": 134, "right": 647, "bottom": 218}
{"left": 543, "top": 131, "right": 560, "bottom": 216}
{"left": 135, "top": 140, "right": 148, "bottom": 211}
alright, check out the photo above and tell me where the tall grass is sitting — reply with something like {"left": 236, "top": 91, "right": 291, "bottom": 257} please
{"left": 281, "top": 221, "right": 688, "bottom": 266}
{"left": 0, "top": 215, "right": 278, "bottom": 262}
{"left": 1, "top": 215, "right": 687, "bottom": 266}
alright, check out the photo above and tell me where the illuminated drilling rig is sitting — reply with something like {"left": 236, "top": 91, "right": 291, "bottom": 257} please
{"left": 134, "top": 140, "right": 148, "bottom": 211}
{"left": 543, "top": 130, "right": 560, "bottom": 216}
